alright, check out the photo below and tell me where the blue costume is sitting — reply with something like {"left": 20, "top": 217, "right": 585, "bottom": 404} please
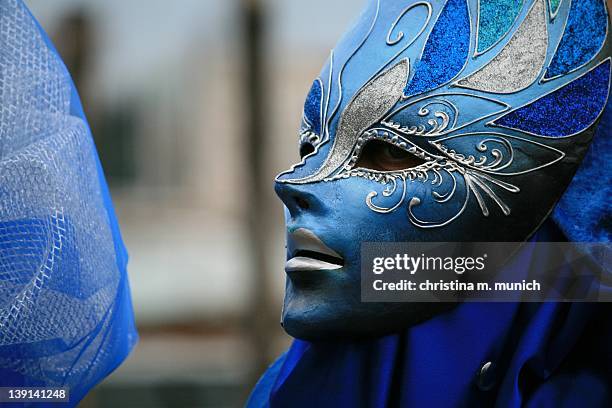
{"left": 250, "top": 0, "right": 611, "bottom": 406}
{"left": 249, "top": 223, "right": 612, "bottom": 406}
{"left": 0, "top": 1, "right": 137, "bottom": 406}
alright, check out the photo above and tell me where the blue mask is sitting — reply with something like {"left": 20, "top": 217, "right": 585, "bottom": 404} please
{"left": 274, "top": 0, "right": 611, "bottom": 339}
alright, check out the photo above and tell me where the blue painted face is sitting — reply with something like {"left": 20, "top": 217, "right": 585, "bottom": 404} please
{"left": 275, "top": 0, "right": 611, "bottom": 340}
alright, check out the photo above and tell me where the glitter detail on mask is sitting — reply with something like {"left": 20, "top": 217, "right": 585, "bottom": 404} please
{"left": 548, "top": 0, "right": 561, "bottom": 17}
{"left": 303, "top": 79, "right": 323, "bottom": 136}
{"left": 494, "top": 59, "right": 611, "bottom": 137}
{"left": 279, "top": 59, "right": 409, "bottom": 184}
{"left": 476, "top": 0, "right": 524, "bottom": 54}
{"left": 404, "top": 0, "right": 470, "bottom": 97}
{"left": 545, "top": 0, "right": 608, "bottom": 79}
{"left": 457, "top": 0, "right": 547, "bottom": 94}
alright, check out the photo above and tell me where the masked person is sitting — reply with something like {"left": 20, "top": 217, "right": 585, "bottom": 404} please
{"left": 0, "top": 1, "right": 137, "bottom": 406}
{"left": 248, "top": 0, "right": 611, "bottom": 406}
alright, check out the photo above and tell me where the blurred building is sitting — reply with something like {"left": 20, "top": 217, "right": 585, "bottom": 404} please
{"left": 27, "top": 0, "right": 364, "bottom": 407}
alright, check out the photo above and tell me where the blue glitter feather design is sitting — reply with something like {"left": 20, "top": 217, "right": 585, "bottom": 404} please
{"left": 495, "top": 60, "right": 611, "bottom": 137}
{"left": 548, "top": 0, "right": 561, "bottom": 17}
{"left": 545, "top": 0, "right": 608, "bottom": 79}
{"left": 404, "top": 0, "right": 470, "bottom": 97}
{"left": 303, "top": 80, "right": 323, "bottom": 135}
{"left": 477, "top": 0, "right": 524, "bottom": 54}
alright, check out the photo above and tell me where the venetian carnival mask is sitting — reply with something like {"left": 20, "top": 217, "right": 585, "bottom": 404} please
{"left": 274, "top": 0, "right": 611, "bottom": 339}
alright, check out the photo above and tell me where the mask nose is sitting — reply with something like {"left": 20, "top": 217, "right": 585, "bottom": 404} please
{"left": 274, "top": 181, "right": 316, "bottom": 216}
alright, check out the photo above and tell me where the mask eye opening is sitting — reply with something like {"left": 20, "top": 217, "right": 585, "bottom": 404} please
{"left": 355, "top": 139, "right": 427, "bottom": 172}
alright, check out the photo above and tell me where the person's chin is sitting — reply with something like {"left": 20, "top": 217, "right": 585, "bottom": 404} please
{"left": 281, "top": 284, "right": 455, "bottom": 341}
{"left": 281, "top": 287, "right": 353, "bottom": 341}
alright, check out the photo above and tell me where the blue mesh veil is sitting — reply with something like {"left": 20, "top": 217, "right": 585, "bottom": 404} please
{"left": 0, "top": 0, "right": 137, "bottom": 405}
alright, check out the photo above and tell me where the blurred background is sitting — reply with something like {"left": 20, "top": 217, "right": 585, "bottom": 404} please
{"left": 27, "top": 0, "right": 364, "bottom": 407}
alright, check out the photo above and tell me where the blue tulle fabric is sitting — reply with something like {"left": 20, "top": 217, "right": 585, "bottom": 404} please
{"left": 0, "top": 1, "right": 137, "bottom": 406}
